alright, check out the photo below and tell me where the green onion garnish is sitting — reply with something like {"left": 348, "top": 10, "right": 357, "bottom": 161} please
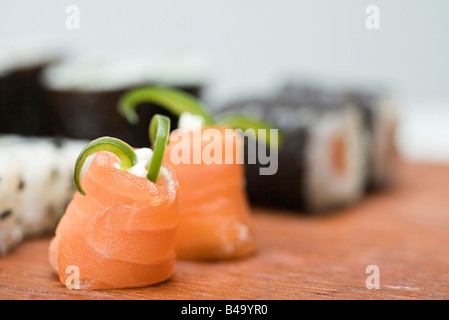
{"left": 118, "top": 86, "right": 215, "bottom": 126}
{"left": 215, "top": 114, "right": 283, "bottom": 148}
{"left": 118, "top": 87, "right": 283, "bottom": 148}
{"left": 74, "top": 137, "right": 138, "bottom": 196}
{"left": 146, "top": 114, "right": 171, "bottom": 182}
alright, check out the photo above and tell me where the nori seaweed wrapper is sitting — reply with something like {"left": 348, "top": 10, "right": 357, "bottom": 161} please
{"left": 244, "top": 102, "right": 309, "bottom": 210}
{"left": 0, "top": 73, "right": 11, "bottom": 132}
{"left": 45, "top": 85, "right": 202, "bottom": 147}
{"left": 0, "top": 62, "right": 56, "bottom": 136}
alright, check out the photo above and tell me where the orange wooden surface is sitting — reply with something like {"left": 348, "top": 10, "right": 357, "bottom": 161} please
{"left": 0, "top": 162, "right": 448, "bottom": 299}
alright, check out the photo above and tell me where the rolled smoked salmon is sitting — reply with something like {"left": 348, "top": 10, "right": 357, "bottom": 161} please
{"left": 118, "top": 88, "right": 273, "bottom": 261}
{"left": 165, "top": 126, "right": 256, "bottom": 260}
{"left": 49, "top": 116, "right": 178, "bottom": 289}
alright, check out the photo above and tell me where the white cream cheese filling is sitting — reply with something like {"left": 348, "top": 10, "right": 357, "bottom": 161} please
{"left": 178, "top": 112, "right": 204, "bottom": 131}
{"left": 114, "top": 147, "right": 157, "bottom": 178}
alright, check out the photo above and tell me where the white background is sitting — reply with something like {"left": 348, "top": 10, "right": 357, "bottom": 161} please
{"left": 0, "top": 0, "right": 448, "bottom": 162}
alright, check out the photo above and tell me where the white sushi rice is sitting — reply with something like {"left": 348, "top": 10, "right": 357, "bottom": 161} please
{"left": 0, "top": 42, "right": 60, "bottom": 76}
{"left": 0, "top": 135, "right": 86, "bottom": 255}
{"left": 304, "top": 105, "right": 367, "bottom": 211}
{"left": 370, "top": 95, "right": 398, "bottom": 187}
{"left": 41, "top": 50, "right": 214, "bottom": 91}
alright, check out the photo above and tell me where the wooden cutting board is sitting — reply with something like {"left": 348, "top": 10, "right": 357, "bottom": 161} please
{"left": 0, "top": 162, "right": 448, "bottom": 300}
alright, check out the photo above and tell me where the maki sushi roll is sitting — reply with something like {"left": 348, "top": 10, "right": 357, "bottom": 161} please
{"left": 342, "top": 88, "right": 398, "bottom": 189}
{"left": 42, "top": 57, "right": 152, "bottom": 145}
{"left": 42, "top": 52, "right": 211, "bottom": 147}
{"left": 281, "top": 82, "right": 398, "bottom": 190}
{"left": 218, "top": 91, "right": 367, "bottom": 212}
{"left": 0, "top": 46, "right": 60, "bottom": 136}
{"left": 0, "top": 135, "right": 86, "bottom": 255}
{"left": 49, "top": 115, "right": 179, "bottom": 289}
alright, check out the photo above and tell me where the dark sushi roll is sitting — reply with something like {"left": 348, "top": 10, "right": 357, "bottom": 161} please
{"left": 279, "top": 82, "right": 398, "bottom": 190}
{"left": 217, "top": 94, "right": 367, "bottom": 212}
{"left": 342, "top": 88, "right": 398, "bottom": 189}
{"left": 0, "top": 47, "right": 59, "bottom": 136}
{"left": 42, "top": 57, "right": 161, "bottom": 147}
{"left": 42, "top": 53, "right": 211, "bottom": 147}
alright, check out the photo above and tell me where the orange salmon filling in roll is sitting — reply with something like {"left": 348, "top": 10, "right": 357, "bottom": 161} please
{"left": 165, "top": 126, "right": 256, "bottom": 260}
{"left": 49, "top": 151, "right": 178, "bottom": 289}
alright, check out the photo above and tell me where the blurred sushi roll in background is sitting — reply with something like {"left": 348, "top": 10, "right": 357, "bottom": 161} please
{"left": 0, "top": 45, "right": 61, "bottom": 136}
{"left": 218, "top": 90, "right": 367, "bottom": 212}
{"left": 342, "top": 88, "right": 399, "bottom": 189}
{"left": 41, "top": 50, "right": 213, "bottom": 147}
{"left": 0, "top": 135, "right": 86, "bottom": 255}
{"left": 42, "top": 57, "right": 143, "bottom": 144}
{"left": 217, "top": 81, "right": 398, "bottom": 212}
{"left": 281, "top": 82, "right": 398, "bottom": 190}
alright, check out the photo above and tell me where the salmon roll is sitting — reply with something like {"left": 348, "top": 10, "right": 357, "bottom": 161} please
{"left": 165, "top": 126, "right": 256, "bottom": 260}
{"left": 49, "top": 115, "right": 178, "bottom": 289}
{"left": 118, "top": 87, "right": 276, "bottom": 260}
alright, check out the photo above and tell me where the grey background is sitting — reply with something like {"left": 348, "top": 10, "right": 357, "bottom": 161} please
{"left": 1, "top": 0, "right": 448, "bottom": 160}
